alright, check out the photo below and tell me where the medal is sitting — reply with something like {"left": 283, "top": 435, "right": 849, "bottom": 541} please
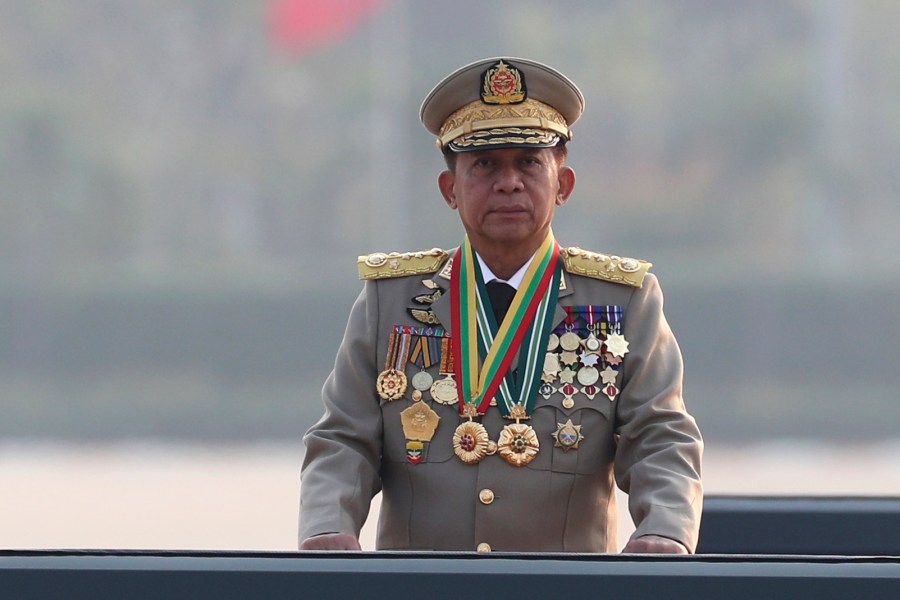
{"left": 411, "top": 371, "right": 434, "bottom": 401}
{"left": 452, "top": 420, "right": 492, "bottom": 464}
{"left": 560, "top": 382, "right": 576, "bottom": 408}
{"left": 547, "top": 332, "right": 560, "bottom": 352}
{"left": 596, "top": 307, "right": 624, "bottom": 401}
{"left": 552, "top": 419, "right": 584, "bottom": 452}
{"left": 603, "top": 382, "right": 619, "bottom": 401}
{"left": 376, "top": 369, "right": 407, "bottom": 400}
{"left": 498, "top": 422, "right": 540, "bottom": 467}
{"left": 400, "top": 401, "right": 440, "bottom": 441}
{"left": 576, "top": 365, "right": 599, "bottom": 386}
{"left": 559, "top": 331, "right": 581, "bottom": 352}
{"left": 430, "top": 337, "right": 458, "bottom": 404}
{"left": 600, "top": 366, "right": 618, "bottom": 385}
{"left": 449, "top": 233, "right": 562, "bottom": 465}
{"left": 583, "top": 332, "right": 602, "bottom": 353}
{"left": 408, "top": 331, "right": 442, "bottom": 401}
{"left": 542, "top": 352, "right": 561, "bottom": 383}
{"left": 430, "top": 376, "right": 458, "bottom": 404}
{"left": 579, "top": 351, "right": 600, "bottom": 367}
{"left": 377, "top": 328, "right": 411, "bottom": 400}
{"left": 605, "top": 332, "right": 630, "bottom": 358}
{"left": 559, "top": 350, "right": 579, "bottom": 366}
{"left": 558, "top": 368, "right": 576, "bottom": 384}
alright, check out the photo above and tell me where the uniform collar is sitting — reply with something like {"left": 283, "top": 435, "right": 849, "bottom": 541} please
{"left": 431, "top": 246, "right": 573, "bottom": 333}
{"left": 475, "top": 251, "right": 536, "bottom": 290}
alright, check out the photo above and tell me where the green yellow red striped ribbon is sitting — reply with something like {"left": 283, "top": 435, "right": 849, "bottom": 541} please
{"left": 451, "top": 233, "right": 562, "bottom": 417}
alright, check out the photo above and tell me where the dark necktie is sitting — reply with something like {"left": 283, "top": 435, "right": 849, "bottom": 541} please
{"left": 486, "top": 280, "right": 517, "bottom": 324}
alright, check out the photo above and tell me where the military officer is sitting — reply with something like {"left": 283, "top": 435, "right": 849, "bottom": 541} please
{"left": 299, "top": 57, "right": 703, "bottom": 553}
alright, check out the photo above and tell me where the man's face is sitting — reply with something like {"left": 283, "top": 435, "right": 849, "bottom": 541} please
{"left": 438, "top": 147, "right": 575, "bottom": 252}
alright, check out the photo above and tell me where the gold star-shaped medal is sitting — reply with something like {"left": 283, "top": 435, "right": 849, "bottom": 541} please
{"left": 600, "top": 366, "right": 618, "bottom": 385}
{"left": 558, "top": 368, "right": 576, "bottom": 384}
{"left": 605, "top": 333, "right": 629, "bottom": 358}
{"left": 559, "top": 350, "right": 579, "bottom": 366}
{"left": 604, "top": 353, "right": 623, "bottom": 366}
{"left": 542, "top": 352, "right": 561, "bottom": 383}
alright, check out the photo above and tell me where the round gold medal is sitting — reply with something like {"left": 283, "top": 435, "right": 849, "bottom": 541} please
{"left": 547, "top": 332, "right": 560, "bottom": 352}
{"left": 452, "top": 420, "right": 491, "bottom": 464}
{"left": 376, "top": 368, "right": 407, "bottom": 400}
{"left": 559, "top": 331, "right": 581, "bottom": 352}
{"left": 576, "top": 365, "right": 600, "bottom": 386}
{"left": 497, "top": 423, "right": 540, "bottom": 467}
{"left": 430, "top": 375, "right": 459, "bottom": 405}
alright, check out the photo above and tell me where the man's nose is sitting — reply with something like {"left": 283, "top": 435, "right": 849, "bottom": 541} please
{"left": 493, "top": 165, "right": 525, "bottom": 192}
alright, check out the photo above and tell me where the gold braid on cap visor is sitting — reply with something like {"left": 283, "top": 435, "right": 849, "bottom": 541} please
{"left": 438, "top": 98, "right": 571, "bottom": 150}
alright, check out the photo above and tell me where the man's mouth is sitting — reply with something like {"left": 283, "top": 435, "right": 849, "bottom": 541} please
{"left": 490, "top": 205, "right": 528, "bottom": 215}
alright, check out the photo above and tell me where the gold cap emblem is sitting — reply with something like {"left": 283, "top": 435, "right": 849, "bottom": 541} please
{"left": 482, "top": 60, "right": 526, "bottom": 104}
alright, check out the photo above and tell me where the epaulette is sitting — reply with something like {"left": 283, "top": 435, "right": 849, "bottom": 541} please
{"left": 358, "top": 248, "right": 449, "bottom": 280}
{"left": 561, "top": 246, "right": 652, "bottom": 288}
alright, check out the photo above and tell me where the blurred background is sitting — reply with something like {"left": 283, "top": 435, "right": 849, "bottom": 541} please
{"left": 2, "top": 0, "right": 898, "bottom": 550}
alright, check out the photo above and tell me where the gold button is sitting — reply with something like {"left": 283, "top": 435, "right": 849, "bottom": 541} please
{"left": 476, "top": 542, "right": 492, "bottom": 553}
{"left": 478, "top": 489, "right": 495, "bottom": 505}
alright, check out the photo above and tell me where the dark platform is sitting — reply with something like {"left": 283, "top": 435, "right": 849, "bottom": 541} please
{"left": 1, "top": 550, "right": 898, "bottom": 599}
{"left": 698, "top": 495, "right": 900, "bottom": 555}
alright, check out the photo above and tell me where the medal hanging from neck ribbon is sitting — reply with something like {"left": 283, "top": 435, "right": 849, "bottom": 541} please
{"left": 450, "top": 234, "right": 562, "bottom": 466}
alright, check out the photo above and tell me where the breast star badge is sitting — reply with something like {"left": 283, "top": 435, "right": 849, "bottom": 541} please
{"left": 604, "top": 333, "right": 630, "bottom": 358}
{"left": 552, "top": 419, "right": 584, "bottom": 452}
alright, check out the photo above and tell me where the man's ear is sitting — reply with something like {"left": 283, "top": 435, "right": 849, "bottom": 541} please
{"left": 438, "top": 170, "right": 457, "bottom": 209}
{"left": 556, "top": 166, "right": 576, "bottom": 206}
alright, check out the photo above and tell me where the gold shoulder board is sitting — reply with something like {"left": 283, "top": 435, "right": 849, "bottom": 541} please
{"left": 358, "top": 248, "right": 449, "bottom": 280}
{"left": 561, "top": 246, "right": 652, "bottom": 288}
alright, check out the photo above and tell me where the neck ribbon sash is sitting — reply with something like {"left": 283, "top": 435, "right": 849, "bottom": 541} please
{"left": 450, "top": 233, "right": 562, "bottom": 418}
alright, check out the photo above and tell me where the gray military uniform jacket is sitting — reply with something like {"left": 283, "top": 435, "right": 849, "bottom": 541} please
{"left": 300, "top": 247, "right": 702, "bottom": 552}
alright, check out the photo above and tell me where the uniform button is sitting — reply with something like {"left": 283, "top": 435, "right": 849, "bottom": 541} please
{"left": 478, "top": 489, "right": 495, "bottom": 505}
{"left": 476, "top": 542, "right": 492, "bottom": 553}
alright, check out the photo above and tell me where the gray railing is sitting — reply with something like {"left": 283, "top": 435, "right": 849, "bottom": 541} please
{"left": 1, "top": 550, "right": 898, "bottom": 598}
{"left": 698, "top": 495, "right": 900, "bottom": 555}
